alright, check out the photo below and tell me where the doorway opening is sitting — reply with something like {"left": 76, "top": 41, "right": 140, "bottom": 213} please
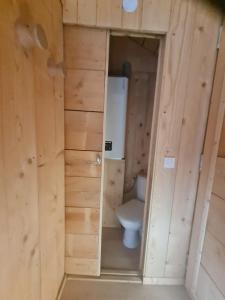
{"left": 101, "top": 33, "right": 160, "bottom": 274}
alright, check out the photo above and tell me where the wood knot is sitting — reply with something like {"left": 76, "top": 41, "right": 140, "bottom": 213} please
{"left": 201, "top": 82, "right": 206, "bottom": 88}
{"left": 19, "top": 172, "right": 24, "bottom": 178}
{"left": 27, "top": 158, "right": 33, "bottom": 164}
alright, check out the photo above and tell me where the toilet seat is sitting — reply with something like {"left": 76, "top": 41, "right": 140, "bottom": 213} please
{"left": 116, "top": 199, "right": 144, "bottom": 230}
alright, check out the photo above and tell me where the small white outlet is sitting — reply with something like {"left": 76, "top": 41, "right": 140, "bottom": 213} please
{"left": 164, "top": 157, "right": 176, "bottom": 169}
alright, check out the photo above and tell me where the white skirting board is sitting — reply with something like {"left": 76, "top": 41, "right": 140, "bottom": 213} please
{"left": 143, "top": 277, "right": 184, "bottom": 286}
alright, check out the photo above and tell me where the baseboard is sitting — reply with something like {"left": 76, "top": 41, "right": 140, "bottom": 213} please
{"left": 143, "top": 277, "right": 184, "bottom": 286}
{"left": 56, "top": 274, "right": 67, "bottom": 300}
{"left": 67, "top": 274, "right": 142, "bottom": 284}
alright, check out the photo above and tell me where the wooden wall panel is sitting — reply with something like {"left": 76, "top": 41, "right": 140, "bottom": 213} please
{"left": 65, "top": 111, "right": 103, "bottom": 151}
{"left": 63, "top": 0, "right": 77, "bottom": 24}
{"left": 207, "top": 194, "right": 225, "bottom": 252}
{"left": 64, "top": 26, "right": 107, "bottom": 70}
{"left": 33, "top": 1, "right": 65, "bottom": 299}
{"left": 0, "top": 1, "right": 64, "bottom": 300}
{"left": 103, "top": 159, "right": 125, "bottom": 227}
{"left": 201, "top": 231, "right": 225, "bottom": 296}
{"left": 164, "top": 1, "right": 220, "bottom": 278}
{"left": 218, "top": 116, "right": 225, "bottom": 157}
{"left": 212, "top": 157, "right": 225, "bottom": 199}
{"left": 64, "top": 26, "right": 108, "bottom": 276}
{"left": 96, "top": 0, "right": 122, "bottom": 28}
{"left": 141, "top": 0, "right": 172, "bottom": 33}
{"left": 196, "top": 266, "right": 225, "bottom": 300}
{"left": 77, "top": 0, "right": 97, "bottom": 26}
{"left": 195, "top": 158, "right": 225, "bottom": 299}
{"left": 65, "top": 207, "right": 100, "bottom": 235}
{"left": 144, "top": 0, "right": 221, "bottom": 281}
{"left": 66, "top": 177, "right": 101, "bottom": 208}
{"left": 65, "top": 69, "right": 105, "bottom": 112}
{"left": 0, "top": 3, "right": 41, "bottom": 299}
{"left": 186, "top": 18, "right": 225, "bottom": 297}
{"left": 65, "top": 257, "right": 99, "bottom": 275}
{"left": 62, "top": 0, "right": 171, "bottom": 33}
{"left": 65, "top": 150, "right": 102, "bottom": 177}
{"left": 66, "top": 234, "right": 99, "bottom": 258}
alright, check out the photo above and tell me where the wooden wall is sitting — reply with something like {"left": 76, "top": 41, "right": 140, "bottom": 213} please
{"left": 103, "top": 159, "right": 125, "bottom": 227}
{"left": 192, "top": 54, "right": 225, "bottom": 299}
{"left": 218, "top": 117, "right": 225, "bottom": 157}
{"left": 0, "top": 1, "right": 64, "bottom": 300}
{"left": 143, "top": 0, "right": 221, "bottom": 282}
{"left": 62, "top": 0, "right": 222, "bottom": 284}
{"left": 62, "top": 0, "right": 172, "bottom": 33}
{"left": 195, "top": 158, "right": 225, "bottom": 300}
{"left": 185, "top": 20, "right": 225, "bottom": 298}
{"left": 64, "top": 26, "right": 108, "bottom": 276}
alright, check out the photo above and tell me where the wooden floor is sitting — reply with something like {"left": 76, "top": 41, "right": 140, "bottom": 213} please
{"left": 101, "top": 227, "right": 140, "bottom": 271}
{"left": 60, "top": 279, "right": 191, "bottom": 300}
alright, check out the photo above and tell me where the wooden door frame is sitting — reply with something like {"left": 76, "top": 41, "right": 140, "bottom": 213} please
{"left": 99, "top": 29, "right": 165, "bottom": 276}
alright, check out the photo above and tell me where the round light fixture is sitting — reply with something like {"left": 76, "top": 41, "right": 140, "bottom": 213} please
{"left": 123, "top": 0, "right": 138, "bottom": 13}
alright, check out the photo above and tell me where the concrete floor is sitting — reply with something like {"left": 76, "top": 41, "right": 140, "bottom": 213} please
{"left": 60, "top": 279, "right": 191, "bottom": 300}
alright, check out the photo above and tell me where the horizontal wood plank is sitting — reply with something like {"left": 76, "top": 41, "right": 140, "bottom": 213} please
{"left": 65, "top": 111, "right": 103, "bottom": 151}
{"left": 65, "top": 207, "right": 100, "bottom": 235}
{"left": 65, "top": 177, "right": 101, "bottom": 208}
{"left": 196, "top": 266, "right": 225, "bottom": 300}
{"left": 65, "top": 257, "right": 99, "bottom": 276}
{"left": 207, "top": 194, "right": 225, "bottom": 247}
{"left": 103, "top": 159, "right": 125, "bottom": 227}
{"left": 201, "top": 231, "right": 225, "bottom": 296}
{"left": 66, "top": 233, "right": 99, "bottom": 258}
{"left": 65, "top": 150, "right": 102, "bottom": 177}
{"left": 212, "top": 157, "right": 225, "bottom": 199}
{"left": 64, "top": 26, "right": 107, "bottom": 70}
{"left": 65, "top": 69, "right": 105, "bottom": 112}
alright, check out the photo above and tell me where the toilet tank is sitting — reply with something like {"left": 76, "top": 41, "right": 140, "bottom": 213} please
{"left": 136, "top": 174, "right": 147, "bottom": 202}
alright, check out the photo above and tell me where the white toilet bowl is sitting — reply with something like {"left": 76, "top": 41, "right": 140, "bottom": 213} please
{"left": 116, "top": 199, "right": 144, "bottom": 248}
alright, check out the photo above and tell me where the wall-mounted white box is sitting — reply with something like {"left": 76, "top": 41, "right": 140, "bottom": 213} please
{"left": 105, "top": 76, "right": 128, "bottom": 160}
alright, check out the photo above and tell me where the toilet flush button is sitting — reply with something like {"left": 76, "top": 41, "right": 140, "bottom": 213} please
{"left": 164, "top": 157, "right": 176, "bottom": 169}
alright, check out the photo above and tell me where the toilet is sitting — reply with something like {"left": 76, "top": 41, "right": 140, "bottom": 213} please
{"left": 116, "top": 173, "right": 146, "bottom": 249}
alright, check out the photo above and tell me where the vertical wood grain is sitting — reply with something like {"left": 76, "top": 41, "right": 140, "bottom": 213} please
{"left": 77, "top": 0, "right": 97, "bottom": 26}
{"left": 165, "top": 0, "right": 221, "bottom": 278}
{"left": 186, "top": 18, "right": 225, "bottom": 296}
{"left": 144, "top": 0, "right": 221, "bottom": 280}
{"left": 96, "top": 0, "right": 122, "bottom": 28}
{"left": 63, "top": 0, "right": 78, "bottom": 24}
{"left": 0, "top": 2, "right": 41, "bottom": 298}
{"left": 141, "top": 0, "right": 172, "bottom": 33}
{"left": 64, "top": 26, "right": 108, "bottom": 276}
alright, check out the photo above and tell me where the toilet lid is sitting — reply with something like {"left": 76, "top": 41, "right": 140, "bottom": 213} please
{"left": 116, "top": 199, "right": 144, "bottom": 226}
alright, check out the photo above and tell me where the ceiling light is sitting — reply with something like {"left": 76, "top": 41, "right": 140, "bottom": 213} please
{"left": 123, "top": 0, "right": 138, "bottom": 13}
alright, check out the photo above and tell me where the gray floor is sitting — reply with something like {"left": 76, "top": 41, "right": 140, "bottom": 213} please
{"left": 60, "top": 279, "right": 191, "bottom": 300}
{"left": 101, "top": 227, "right": 140, "bottom": 270}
